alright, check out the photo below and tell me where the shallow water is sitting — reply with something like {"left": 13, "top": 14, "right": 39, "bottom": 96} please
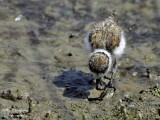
{"left": 0, "top": 0, "right": 160, "bottom": 119}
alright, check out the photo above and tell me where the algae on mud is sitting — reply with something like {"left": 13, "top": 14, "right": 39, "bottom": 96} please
{"left": 0, "top": 0, "right": 160, "bottom": 119}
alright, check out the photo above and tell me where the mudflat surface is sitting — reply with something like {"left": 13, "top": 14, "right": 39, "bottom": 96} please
{"left": 0, "top": 0, "right": 160, "bottom": 119}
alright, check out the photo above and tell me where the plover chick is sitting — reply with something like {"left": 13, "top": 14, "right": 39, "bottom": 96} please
{"left": 85, "top": 11, "right": 126, "bottom": 81}
{"left": 88, "top": 49, "right": 112, "bottom": 90}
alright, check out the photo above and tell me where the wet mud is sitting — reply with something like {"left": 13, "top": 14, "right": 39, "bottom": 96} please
{"left": 0, "top": 0, "right": 160, "bottom": 119}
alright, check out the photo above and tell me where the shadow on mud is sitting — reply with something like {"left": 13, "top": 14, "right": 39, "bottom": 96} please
{"left": 53, "top": 70, "right": 94, "bottom": 99}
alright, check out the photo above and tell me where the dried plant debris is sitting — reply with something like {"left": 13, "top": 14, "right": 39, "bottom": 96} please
{"left": 0, "top": 90, "right": 23, "bottom": 102}
{"left": 110, "top": 84, "right": 160, "bottom": 119}
{"left": 1, "top": 97, "right": 35, "bottom": 119}
{"left": 112, "top": 99, "right": 143, "bottom": 120}
{"left": 1, "top": 107, "right": 28, "bottom": 119}
{"left": 139, "top": 83, "right": 160, "bottom": 97}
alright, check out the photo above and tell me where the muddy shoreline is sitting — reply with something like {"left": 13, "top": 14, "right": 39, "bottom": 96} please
{"left": 0, "top": 0, "right": 160, "bottom": 119}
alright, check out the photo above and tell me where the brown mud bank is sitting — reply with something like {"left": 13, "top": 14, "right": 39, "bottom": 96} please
{"left": 0, "top": 0, "right": 160, "bottom": 119}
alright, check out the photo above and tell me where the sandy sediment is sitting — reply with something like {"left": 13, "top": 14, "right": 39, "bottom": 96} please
{"left": 0, "top": 0, "right": 160, "bottom": 119}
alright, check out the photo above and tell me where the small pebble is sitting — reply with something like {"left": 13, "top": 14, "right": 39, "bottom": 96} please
{"left": 15, "top": 14, "right": 23, "bottom": 21}
{"left": 132, "top": 72, "right": 137, "bottom": 76}
{"left": 67, "top": 53, "right": 72, "bottom": 56}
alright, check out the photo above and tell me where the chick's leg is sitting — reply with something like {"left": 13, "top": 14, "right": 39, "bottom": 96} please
{"left": 88, "top": 82, "right": 116, "bottom": 101}
{"left": 96, "top": 78, "right": 105, "bottom": 90}
{"left": 107, "top": 58, "right": 118, "bottom": 89}
{"left": 111, "top": 58, "right": 117, "bottom": 80}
